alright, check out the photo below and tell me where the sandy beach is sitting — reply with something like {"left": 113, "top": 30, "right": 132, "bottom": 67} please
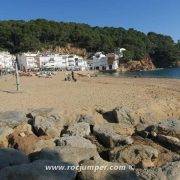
{"left": 0, "top": 72, "right": 179, "bottom": 121}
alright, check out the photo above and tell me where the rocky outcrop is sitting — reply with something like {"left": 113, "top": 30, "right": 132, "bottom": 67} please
{"left": 0, "top": 108, "right": 179, "bottom": 179}
{"left": 55, "top": 136, "right": 98, "bottom": 164}
{"left": 109, "top": 145, "right": 159, "bottom": 168}
{"left": 27, "top": 108, "right": 60, "bottom": 119}
{"left": 155, "top": 119, "right": 180, "bottom": 138}
{"left": 32, "top": 136, "right": 98, "bottom": 165}
{"left": 140, "top": 119, "right": 180, "bottom": 152}
{"left": 112, "top": 106, "right": 136, "bottom": 125}
{"left": 8, "top": 129, "right": 55, "bottom": 154}
{"left": 157, "top": 135, "right": 180, "bottom": 152}
{"left": 93, "top": 125, "right": 133, "bottom": 148}
{"left": 96, "top": 107, "right": 136, "bottom": 135}
{"left": 104, "top": 122, "right": 135, "bottom": 136}
{"left": 136, "top": 161, "right": 180, "bottom": 180}
{"left": 42, "top": 44, "right": 87, "bottom": 57}
{"left": 28, "top": 108, "right": 65, "bottom": 138}
{"left": 118, "top": 57, "right": 156, "bottom": 72}
{"left": 77, "top": 114, "right": 95, "bottom": 125}
{"left": 0, "top": 111, "right": 26, "bottom": 128}
{"left": 64, "top": 122, "right": 90, "bottom": 137}
{"left": 0, "top": 127, "right": 13, "bottom": 148}
{"left": 99, "top": 101, "right": 179, "bottom": 133}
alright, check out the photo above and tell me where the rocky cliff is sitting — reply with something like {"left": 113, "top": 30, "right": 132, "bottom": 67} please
{"left": 118, "top": 57, "right": 156, "bottom": 72}
{"left": 42, "top": 44, "right": 87, "bottom": 57}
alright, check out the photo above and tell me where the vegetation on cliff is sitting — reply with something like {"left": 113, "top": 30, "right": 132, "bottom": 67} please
{"left": 0, "top": 19, "right": 179, "bottom": 68}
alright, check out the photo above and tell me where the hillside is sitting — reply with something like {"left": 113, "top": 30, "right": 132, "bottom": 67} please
{"left": 0, "top": 19, "right": 179, "bottom": 68}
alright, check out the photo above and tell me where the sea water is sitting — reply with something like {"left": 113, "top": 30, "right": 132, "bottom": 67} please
{"left": 100, "top": 68, "right": 180, "bottom": 79}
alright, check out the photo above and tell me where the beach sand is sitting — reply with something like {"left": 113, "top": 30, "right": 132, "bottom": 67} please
{"left": 0, "top": 72, "right": 179, "bottom": 121}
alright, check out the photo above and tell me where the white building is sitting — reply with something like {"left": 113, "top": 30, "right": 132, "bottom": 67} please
{"left": 92, "top": 52, "right": 108, "bottom": 70}
{"left": 0, "top": 51, "right": 15, "bottom": 71}
{"left": 76, "top": 58, "right": 88, "bottom": 71}
{"left": 66, "top": 55, "right": 88, "bottom": 71}
{"left": 42, "top": 54, "right": 88, "bottom": 71}
{"left": 18, "top": 52, "right": 88, "bottom": 71}
{"left": 37, "top": 55, "right": 53, "bottom": 68}
{"left": 92, "top": 48, "right": 126, "bottom": 71}
{"left": 17, "top": 52, "right": 38, "bottom": 70}
{"left": 42, "top": 54, "right": 68, "bottom": 69}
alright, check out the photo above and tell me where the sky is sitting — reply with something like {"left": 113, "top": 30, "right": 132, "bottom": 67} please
{"left": 0, "top": 0, "right": 179, "bottom": 42}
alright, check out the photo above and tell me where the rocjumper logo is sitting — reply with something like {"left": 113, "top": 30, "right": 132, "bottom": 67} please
{"left": 45, "top": 165, "right": 135, "bottom": 172}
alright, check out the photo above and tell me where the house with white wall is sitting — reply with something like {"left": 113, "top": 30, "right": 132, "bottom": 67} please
{"left": 0, "top": 51, "right": 15, "bottom": 71}
{"left": 40, "top": 54, "right": 88, "bottom": 70}
{"left": 17, "top": 52, "right": 88, "bottom": 71}
{"left": 42, "top": 54, "right": 68, "bottom": 69}
{"left": 67, "top": 55, "right": 88, "bottom": 71}
{"left": 92, "top": 48, "right": 126, "bottom": 71}
{"left": 17, "top": 52, "right": 38, "bottom": 70}
{"left": 92, "top": 52, "right": 108, "bottom": 70}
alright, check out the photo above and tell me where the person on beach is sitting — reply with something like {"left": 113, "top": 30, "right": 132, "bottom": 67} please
{"left": 71, "top": 71, "right": 77, "bottom": 82}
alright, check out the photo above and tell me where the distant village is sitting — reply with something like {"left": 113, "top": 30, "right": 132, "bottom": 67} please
{"left": 0, "top": 48, "right": 126, "bottom": 74}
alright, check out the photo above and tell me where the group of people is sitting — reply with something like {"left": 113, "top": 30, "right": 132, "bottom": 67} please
{"left": 64, "top": 71, "right": 77, "bottom": 82}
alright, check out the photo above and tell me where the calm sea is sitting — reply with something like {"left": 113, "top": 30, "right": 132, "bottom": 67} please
{"left": 100, "top": 68, "right": 180, "bottom": 79}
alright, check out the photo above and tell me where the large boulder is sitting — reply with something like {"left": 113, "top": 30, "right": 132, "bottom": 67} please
{"left": 77, "top": 155, "right": 138, "bottom": 180}
{"left": 103, "top": 122, "right": 135, "bottom": 136}
{"left": 8, "top": 131, "right": 55, "bottom": 155}
{"left": 0, "top": 148, "right": 29, "bottom": 169}
{"left": 0, "top": 111, "right": 26, "bottom": 128}
{"left": 77, "top": 114, "right": 94, "bottom": 125}
{"left": 13, "top": 122, "right": 34, "bottom": 136}
{"left": 32, "top": 136, "right": 98, "bottom": 164}
{"left": 112, "top": 106, "right": 135, "bottom": 125}
{"left": 27, "top": 108, "right": 60, "bottom": 119}
{"left": 8, "top": 124, "right": 55, "bottom": 154}
{"left": 156, "top": 119, "right": 180, "bottom": 138}
{"left": 0, "top": 127, "right": 13, "bottom": 148}
{"left": 27, "top": 108, "right": 65, "bottom": 138}
{"left": 162, "top": 161, "right": 180, "bottom": 180}
{"left": 64, "top": 122, "right": 90, "bottom": 137}
{"left": 93, "top": 125, "right": 133, "bottom": 148}
{"left": 28, "top": 113, "right": 64, "bottom": 138}
{"left": 55, "top": 135, "right": 96, "bottom": 149}
{"left": 30, "top": 115, "right": 64, "bottom": 138}
{"left": 0, "top": 160, "right": 77, "bottom": 180}
{"left": 157, "top": 134, "right": 180, "bottom": 152}
{"left": 109, "top": 144, "right": 159, "bottom": 167}
{"left": 144, "top": 119, "right": 180, "bottom": 151}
